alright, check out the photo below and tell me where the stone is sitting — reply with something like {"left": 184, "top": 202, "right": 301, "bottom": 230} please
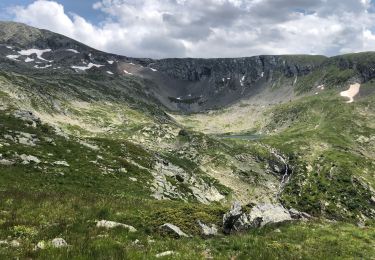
{"left": 96, "top": 220, "right": 137, "bottom": 232}
{"left": 0, "top": 159, "right": 14, "bottom": 165}
{"left": 248, "top": 204, "right": 292, "bottom": 227}
{"left": 155, "top": 251, "right": 174, "bottom": 258}
{"left": 129, "top": 177, "right": 137, "bottom": 182}
{"left": 51, "top": 238, "right": 68, "bottom": 248}
{"left": 10, "top": 240, "right": 20, "bottom": 248}
{"left": 222, "top": 201, "right": 250, "bottom": 234}
{"left": 197, "top": 220, "right": 218, "bottom": 237}
{"left": 160, "top": 223, "right": 190, "bottom": 238}
{"left": 19, "top": 154, "right": 41, "bottom": 164}
{"left": 53, "top": 161, "right": 70, "bottom": 167}
{"left": 35, "top": 241, "right": 46, "bottom": 250}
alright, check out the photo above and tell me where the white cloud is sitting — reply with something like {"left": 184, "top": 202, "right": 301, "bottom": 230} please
{"left": 8, "top": 0, "right": 375, "bottom": 58}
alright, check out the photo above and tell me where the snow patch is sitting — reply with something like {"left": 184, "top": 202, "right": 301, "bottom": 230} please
{"left": 107, "top": 60, "right": 114, "bottom": 64}
{"left": 340, "top": 83, "right": 361, "bottom": 103}
{"left": 317, "top": 84, "right": 325, "bottom": 90}
{"left": 25, "top": 57, "right": 34, "bottom": 63}
{"left": 123, "top": 69, "right": 133, "bottom": 75}
{"left": 34, "top": 64, "right": 52, "bottom": 69}
{"left": 6, "top": 46, "right": 13, "bottom": 49}
{"left": 18, "top": 49, "right": 52, "bottom": 62}
{"left": 71, "top": 63, "right": 104, "bottom": 71}
{"left": 149, "top": 68, "right": 157, "bottom": 72}
{"left": 6, "top": 55, "right": 20, "bottom": 61}
{"left": 66, "top": 49, "right": 79, "bottom": 54}
{"left": 261, "top": 72, "right": 264, "bottom": 77}
{"left": 106, "top": 71, "right": 114, "bottom": 75}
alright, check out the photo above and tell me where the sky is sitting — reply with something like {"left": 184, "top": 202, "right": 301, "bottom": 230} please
{"left": 1, "top": 0, "right": 375, "bottom": 58}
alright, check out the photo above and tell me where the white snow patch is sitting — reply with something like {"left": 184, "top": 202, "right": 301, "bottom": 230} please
{"left": 227, "top": 77, "right": 231, "bottom": 80}
{"left": 222, "top": 78, "right": 225, "bottom": 82}
{"left": 106, "top": 71, "right": 114, "bottom": 75}
{"left": 123, "top": 69, "right": 133, "bottom": 75}
{"left": 71, "top": 63, "right": 104, "bottom": 71}
{"left": 66, "top": 49, "right": 79, "bottom": 54}
{"left": 6, "top": 46, "right": 13, "bottom": 49}
{"left": 188, "top": 94, "right": 192, "bottom": 97}
{"left": 18, "top": 49, "right": 52, "bottom": 62}
{"left": 34, "top": 64, "right": 52, "bottom": 69}
{"left": 107, "top": 60, "right": 114, "bottom": 64}
{"left": 149, "top": 68, "right": 157, "bottom": 72}
{"left": 240, "top": 75, "right": 246, "bottom": 87}
{"left": 176, "top": 97, "right": 182, "bottom": 100}
{"left": 6, "top": 55, "right": 20, "bottom": 61}
{"left": 25, "top": 57, "right": 34, "bottom": 63}
{"left": 129, "top": 62, "right": 135, "bottom": 65}
{"left": 317, "top": 84, "right": 325, "bottom": 90}
{"left": 340, "top": 83, "right": 361, "bottom": 103}
{"left": 261, "top": 72, "right": 264, "bottom": 77}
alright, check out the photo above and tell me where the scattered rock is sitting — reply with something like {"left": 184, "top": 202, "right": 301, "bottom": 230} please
{"left": 156, "top": 251, "right": 174, "bottom": 258}
{"left": 53, "top": 161, "right": 70, "bottom": 167}
{"left": 51, "top": 238, "right": 68, "bottom": 248}
{"left": 197, "top": 220, "right": 218, "bottom": 237}
{"left": 10, "top": 240, "right": 20, "bottom": 248}
{"left": 96, "top": 220, "right": 137, "bottom": 232}
{"left": 19, "top": 154, "right": 41, "bottom": 164}
{"left": 35, "top": 241, "right": 46, "bottom": 250}
{"left": 160, "top": 223, "right": 190, "bottom": 238}
{"left": 0, "top": 240, "right": 8, "bottom": 246}
{"left": 0, "top": 159, "right": 14, "bottom": 165}
{"left": 129, "top": 177, "right": 137, "bottom": 182}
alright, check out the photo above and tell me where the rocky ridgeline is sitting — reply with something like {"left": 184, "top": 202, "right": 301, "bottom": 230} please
{"left": 150, "top": 56, "right": 320, "bottom": 83}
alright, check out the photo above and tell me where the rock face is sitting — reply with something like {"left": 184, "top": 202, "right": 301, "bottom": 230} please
{"left": 151, "top": 160, "right": 225, "bottom": 204}
{"left": 223, "top": 202, "right": 296, "bottom": 234}
{"left": 160, "top": 223, "right": 190, "bottom": 238}
{"left": 96, "top": 220, "right": 137, "bottom": 232}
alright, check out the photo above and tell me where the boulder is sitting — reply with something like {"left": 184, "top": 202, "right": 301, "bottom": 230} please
{"left": 19, "top": 154, "right": 41, "bottom": 164}
{"left": 248, "top": 203, "right": 292, "bottom": 227}
{"left": 197, "top": 220, "right": 218, "bottom": 237}
{"left": 223, "top": 202, "right": 294, "bottom": 233}
{"left": 51, "top": 238, "right": 68, "bottom": 248}
{"left": 223, "top": 201, "right": 251, "bottom": 234}
{"left": 96, "top": 220, "right": 137, "bottom": 232}
{"left": 156, "top": 251, "right": 174, "bottom": 258}
{"left": 160, "top": 223, "right": 190, "bottom": 238}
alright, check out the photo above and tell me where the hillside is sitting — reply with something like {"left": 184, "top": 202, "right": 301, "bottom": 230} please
{"left": 0, "top": 22, "right": 374, "bottom": 259}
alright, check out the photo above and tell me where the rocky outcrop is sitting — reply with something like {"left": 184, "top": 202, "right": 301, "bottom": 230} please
{"left": 151, "top": 160, "right": 225, "bottom": 204}
{"left": 223, "top": 202, "right": 306, "bottom": 234}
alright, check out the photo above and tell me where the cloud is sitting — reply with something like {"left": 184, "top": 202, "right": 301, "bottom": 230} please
{"left": 8, "top": 0, "right": 375, "bottom": 58}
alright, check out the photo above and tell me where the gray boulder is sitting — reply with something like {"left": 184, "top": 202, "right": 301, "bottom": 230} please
{"left": 248, "top": 203, "right": 292, "bottom": 227}
{"left": 96, "top": 220, "right": 137, "bottom": 232}
{"left": 197, "top": 220, "right": 218, "bottom": 237}
{"left": 160, "top": 223, "right": 190, "bottom": 238}
{"left": 223, "top": 201, "right": 251, "bottom": 234}
{"left": 51, "top": 238, "right": 68, "bottom": 248}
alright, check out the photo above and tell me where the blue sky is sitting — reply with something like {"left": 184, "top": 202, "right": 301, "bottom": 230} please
{"left": 2, "top": 0, "right": 375, "bottom": 58}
